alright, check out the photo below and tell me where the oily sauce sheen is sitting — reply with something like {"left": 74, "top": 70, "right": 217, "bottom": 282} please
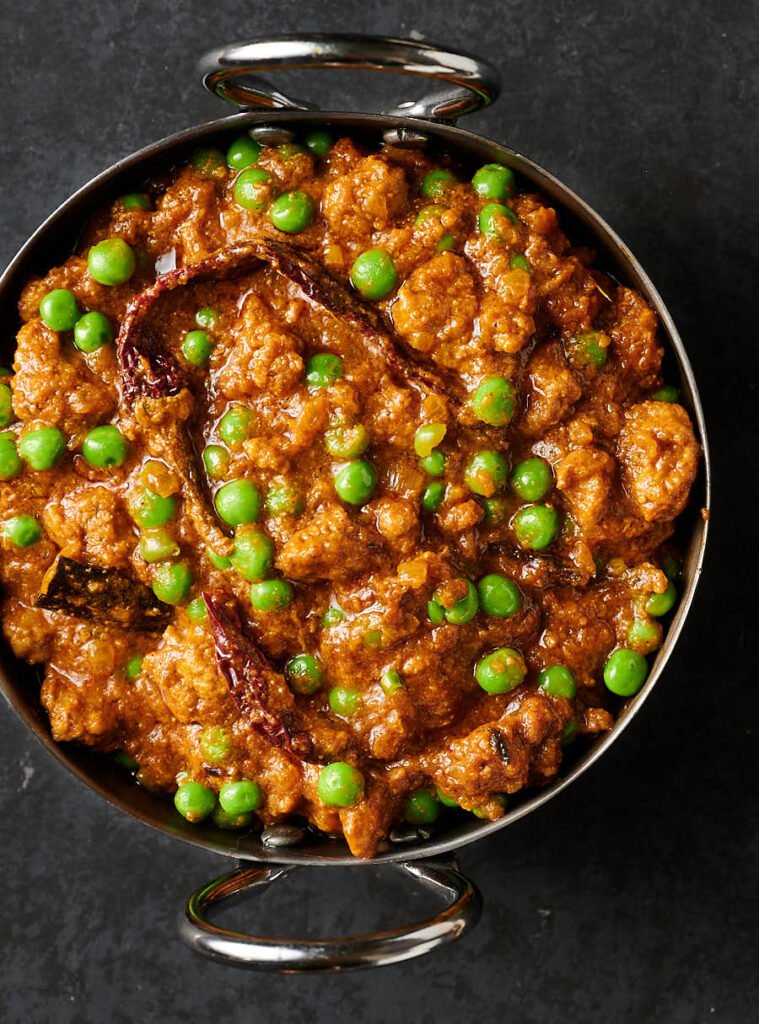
{"left": 0, "top": 134, "right": 700, "bottom": 856}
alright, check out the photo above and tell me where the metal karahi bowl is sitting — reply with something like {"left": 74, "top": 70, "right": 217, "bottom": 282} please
{"left": 0, "top": 35, "right": 711, "bottom": 972}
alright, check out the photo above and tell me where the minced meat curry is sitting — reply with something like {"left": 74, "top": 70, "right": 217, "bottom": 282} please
{"left": 0, "top": 130, "right": 700, "bottom": 856}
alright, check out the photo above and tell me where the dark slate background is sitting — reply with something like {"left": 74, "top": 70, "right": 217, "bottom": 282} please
{"left": 1, "top": 2, "right": 756, "bottom": 1021}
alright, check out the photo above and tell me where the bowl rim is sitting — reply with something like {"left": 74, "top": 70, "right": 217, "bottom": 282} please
{"left": 0, "top": 108, "right": 711, "bottom": 866}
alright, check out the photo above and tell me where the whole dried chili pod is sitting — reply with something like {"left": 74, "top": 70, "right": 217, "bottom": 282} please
{"left": 203, "top": 590, "right": 316, "bottom": 763}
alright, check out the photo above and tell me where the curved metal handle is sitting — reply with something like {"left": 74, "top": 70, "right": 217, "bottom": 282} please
{"left": 179, "top": 860, "right": 481, "bottom": 972}
{"left": 198, "top": 34, "right": 501, "bottom": 122}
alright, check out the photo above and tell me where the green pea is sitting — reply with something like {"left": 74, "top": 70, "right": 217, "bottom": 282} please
{"left": 233, "top": 167, "right": 271, "bottom": 211}
{"left": 363, "top": 629, "right": 382, "bottom": 648}
{"left": 436, "top": 788, "right": 459, "bottom": 808}
{"left": 538, "top": 664, "right": 576, "bottom": 698}
{"left": 125, "top": 654, "right": 143, "bottom": 680}
{"left": 471, "top": 376, "right": 516, "bottom": 426}
{"left": 655, "top": 558, "right": 676, "bottom": 585}
{"left": 317, "top": 762, "right": 364, "bottom": 807}
{"left": 139, "top": 528, "right": 179, "bottom": 564}
{"left": 121, "top": 192, "right": 151, "bottom": 210}
{"left": 74, "top": 311, "right": 113, "bottom": 352}
{"left": 277, "top": 142, "right": 308, "bottom": 160}
{"left": 226, "top": 135, "right": 262, "bottom": 170}
{"left": 174, "top": 780, "right": 215, "bottom": 822}
{"left": 472, "top": 794, "right": 508, "bottom": 818}
{"left": 128, "top": 487, "right": 177, "bottom": 528}
{"left": 511, "top": 458, "right": 552, "bottom": 501}
{"left": 285, "top": 654, "right": 323, "bottom": 694}
{"left": 653, "top": 384, "right": 679, "bottom": 403}
{"left": 212, "top": 806, "right": 252, "bottom": 830}
{"left": 0, "top": 437, "right": 22, "bottom": 481}
{"left": 414, "top": 203, "right": 446, "bottom": 225}
{"left": 646, "top": 581, "right": 676, "bottom": 617}
{"left": 464, "top": 450, "right": 509, "bottom": 496}
{"left": 481, "top": 496, "right": 510, "bottom": 526}
{"left": 350, "top": 249, "right": 397, "bottom": 300}
{"left": 39, "top": 289, "right": 79, "bottom": 331}
{"left": 215, "top": 479, "right": 260, "bottom": 525}
{"left": 269, "top": 190, "right": 315, "bottom": 233}
{"left": 380, "top": 668, "right": 405, "bottom": 696}
{"left": 436, "top": 232, "right": 456, "bottom": 251}
{"left": 219, "top": 406, "right": 253, "bottom": 446}
{"left": 192, "top": 147, "right": 224, "bottom": 174}
{"left": 421, "top": 450, "right": 446, "bottom": 476}
{"left": 207, "top": 548, "right": 231, "bottom": 571}
{"left": 182, "top": 329, "right": 213, "bottom": 367}
{"left": 475, "top": 647, "right": 527, "bottom": 694}
{"left": 435, "top": 580, "right": 479, "bottom": 625}
{"left": 187, "top": 597, "right": 209, "bottom": 622}
{"left": 152, "top": 562, "right": 193, "bottom": 605}
{"left": 628, "top": 619, "right": 661, "bottom": 651}
{"left": 250, "top": 579, "right": 293, "bottom": 612}
{"left": 265, "top": 485, "right": 304, "bottom": 517}
{"left": 18, "top": 426, "right": 65, "bottom": 471}
{"left": 334, "top": 460, "right": 377, "bottom": 506}
{"left": 322, "top": 604, "right": 346, "bottom": 629}
{"left": 472, "top": 163, "right": 516, "bottom": 200}
{"left": 513, "top": 505, "right": 559, "bottom": 549}
{"left": 0, "top": 384, "right": 13, "bottom": 428}
{"left": 200, "top": 726, "right": 230, "bottom": 764}
{"left": 87, "top": 238, "right": 136, "bottom": 286}
{"left": 304, "top": 130, "right": 332, "bottom": 156}
{"left": 562, "top": 720, "right": 578, "bottom": 745}
{"left": 568, "top": 331, "right": 608, "bottom": 370}
{"left": 478, "top": 574, "right": 521, "bottom": 617}
{"left": 82, "top": 425, "right": 128, "bottom": 469}
{"left": 328, "top": 686, "right": 360, "bottom": 716}
{"left": 420, "top": 170, "right": 456, "bottom": 199}
{"left": 479, "top": 202, "right": 518, "bottom": 237}
{"left": 202, "top": 445, "right": 229, "bottom": 479}
{"left": 115, "top": 751, "right": 139, "bottom": 769}
{"left": 509, "top": 253, "right": 531, "bottom": 272}
{"left": 421, "top": 481, "right": 445, "bottom": 512}
{"left": 219, "top": 780, "right": 262, "bottom": 815}
{"left": 324, "top": 424, "right": 370, "bottom": 459}
{"left": 2, "top": 514, "right": 41, "bottom": 547}
{"left": 402, "top": 790, "right": 439, "bottom": 825}
{"left": 306, "top": 352, "right": 343, "bottom": 387}
{"left": 413, "top": 423, "right": 447, "bottom": 457}
{"left": 428, "top": 599, "right": 445, "bottom": 624}
{"left": 230, "top": 531, "right": 274, "bottom": 582}
{"left": 195, "top": 307, "right": 219, "bottom": 329}
{"left": 0, "top": 368, "right": 10, "bottom": 377}
{"left": 603, "top": 648, "right": 648, "bottom": 697}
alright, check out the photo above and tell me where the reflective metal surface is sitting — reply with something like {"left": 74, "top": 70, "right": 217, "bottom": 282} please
{"left": 198, "top": 34, "right": 501, "bottom": 121}
{"left": 0, "top": 34, "right": 711, "bottom": 972}
{"left": 180, "top": 860, "right": 481, "bottom": 971}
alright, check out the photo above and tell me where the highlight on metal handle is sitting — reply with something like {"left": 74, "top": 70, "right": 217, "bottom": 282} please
{"left": 179, "top": 860, "right": 482, "bottom": 972}
{"left": 198, "top": 34, "right": 501, "bottom": 122}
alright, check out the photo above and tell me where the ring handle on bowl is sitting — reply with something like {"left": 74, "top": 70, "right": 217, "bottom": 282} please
{"left": 179, "top": 859, "right": 481, "bottom": 972}
{"left": 198, "top": 34, "right": 501, "bottom": 122}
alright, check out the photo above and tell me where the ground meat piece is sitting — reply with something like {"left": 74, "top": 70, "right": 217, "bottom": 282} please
{"left": 322, "top": 154, "right": 408, "bottom": 238}
{"left": 42, "top": 485, "right": 135, "bottom": 568}
{"left": 41, "top": 667, "right": 122, "bottom": 744}
{"left": 12, "top": 320, "right": 116, "bottom": 434}
{"left": 391, "top": 251, "right": 478, "bottom": 359}
{"left": 216, "top": 294, "right": 304, "bottom": 399}
{"left": 555, "top": 447, "right": 616, "bottom": 528}
{"left": 520, "top": 342, "right": 582, "bottom": 436}
{"left": 617, "top": 401, "right": 699, "bottom": 521}
{"left": 141, "top": 624, "right": 230, "bottom": 724}
{"left": 275, "top": 503, "right": 384, "bottom": 582}
{"left": 608, "top": 287, "right": 664, "bottom": 390}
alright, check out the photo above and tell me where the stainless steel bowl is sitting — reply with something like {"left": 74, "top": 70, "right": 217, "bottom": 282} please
{"left": 0, "top": 34, "right": 711, "bottom": 972}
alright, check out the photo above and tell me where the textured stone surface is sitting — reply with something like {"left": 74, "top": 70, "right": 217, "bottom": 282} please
{"left": 1, "top": 2, "right": 757, "bottom": 1021}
